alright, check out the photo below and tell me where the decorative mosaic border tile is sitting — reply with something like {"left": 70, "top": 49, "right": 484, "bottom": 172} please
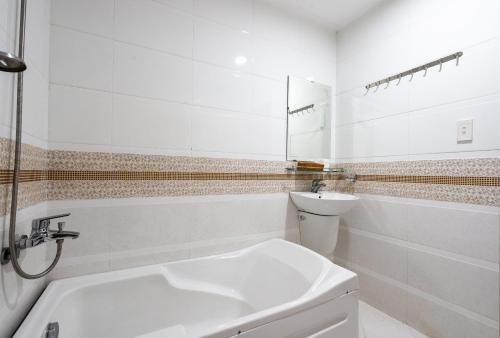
{"left": 0, "top": 137, "right": 48, "bottom": 170}
{"left": 47, "top": 179, "right": 312, "bottom": 200}
{"left": 48, "top": 149, "right": 289, "bottom": 173}
{"left": 0, "top": 181, "right": 47, "bottom": 215}
{"left": 354, "top": 181, "right": 500, "bottom": 207}
{"left": 0, "top": 137, "right": 498, "bottom": 212}
{"left": 336, "top": 158, "right": 500, "bottom": 177}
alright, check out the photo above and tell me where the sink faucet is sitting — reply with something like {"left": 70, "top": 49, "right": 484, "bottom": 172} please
{"left": 16, "top": 213, "right": 80, "bottom": 250}
{"left": 311, "top": 179, "right": 326, "bottom": 193}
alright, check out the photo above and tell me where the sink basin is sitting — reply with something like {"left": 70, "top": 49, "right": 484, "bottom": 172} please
{"left": 290, "top": 192, "right": 359, "bottom": 216}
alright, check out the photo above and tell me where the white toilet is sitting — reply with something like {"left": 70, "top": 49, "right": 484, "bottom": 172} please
{"left": 298, "top": 211, "right": 340, "bottom": 259}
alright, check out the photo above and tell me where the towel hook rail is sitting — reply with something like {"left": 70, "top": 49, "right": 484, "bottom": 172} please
{"left": 364, "top": 51, "right": 463, "bottom": 93}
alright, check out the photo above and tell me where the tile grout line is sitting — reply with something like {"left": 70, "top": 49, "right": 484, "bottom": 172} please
{"left": 339, "top": 225, "right": 499, "bottom": 272}
{"left": 335, "top": 258, "right": 500, "bottom": 330}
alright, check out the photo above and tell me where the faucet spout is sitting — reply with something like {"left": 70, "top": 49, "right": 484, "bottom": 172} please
{"left": 48, "top": 230, "right": 80, "bottom": 240}
{"left": 47, "top": 220, "right": 79, "bottom": 240}
{"left": 311, "top": 179, "right": 326, "bottom": 193}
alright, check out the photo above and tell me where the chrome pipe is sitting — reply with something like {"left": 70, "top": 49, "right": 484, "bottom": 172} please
{"left": 4, "top": 0, "right": 64, "bottom": 279}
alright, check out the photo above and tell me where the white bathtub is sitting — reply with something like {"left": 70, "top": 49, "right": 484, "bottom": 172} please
{"left": 15, "top": 239, "right": 359, "bottom": 338}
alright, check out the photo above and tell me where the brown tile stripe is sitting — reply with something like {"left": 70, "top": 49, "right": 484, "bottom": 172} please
{"left": 0, "top": 170, "right": 333, "bottom": 184}
{"left": 45, "top": 171, "right": 331, "bottom": 181}
{"left": 0, "top": 169, "right": 499, "bottom": 187}
{"left": 0, "top": 170, "right": 48, "bottom": 184}
{"left": 356, "top": 175, "right": 500, "bottom": 186}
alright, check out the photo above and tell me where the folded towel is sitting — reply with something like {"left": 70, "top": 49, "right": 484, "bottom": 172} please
{"left": 296, "top": 161, "right": 324, "bottom": 171}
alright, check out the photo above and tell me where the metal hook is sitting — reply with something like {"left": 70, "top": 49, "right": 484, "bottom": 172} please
{"left": 455, "top": 54, "right": 460, "bottom": 66}
{"left": 438, "top": 60, "right": 443, "bottom": 72}
{"left": 384, "top": 80, "right": 390, "bottom": 89}
{"left": 363, "top": 86, "right": 370, "bottom": 96}
{"left": 423, "top": 67, "right": 428, "bottom": 77}
{"left": 396, "top": 75, "right": 402, "bottom": 86}
{"left": 409, "top": 72, "right": 414, "bottom": 82}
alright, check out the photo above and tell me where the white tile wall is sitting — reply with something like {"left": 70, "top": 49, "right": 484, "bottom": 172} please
{"left": 0, "top": 4, "right": 50, "bottom": 148}
{"left": 193, "top": 62, "right": 252, "bottom": 112}
{"left": 22, "top": 67, "right": 49, "bottom": 142}
{"left": 0, "top": 0, "right": 18, "bottom": 45}
{"left": 50, "top": 26, "right": 114, "bottom": 91}
{"left": 349, "top": 198, "right": 408, "bottom": 240}
{"left": 114, "top": 42, "right": 193, "bottom": 104}
{"left": 49, "top": 0, "right": 336, "bottom": 159}
{"left": 335, "top": 4, "right": 500, "bottom": 336}
{"left": 335, "top": 194, "right": 500, "bottom": 338}
{"left": 251, "top": 76, "right": 287, "bottom": 119}
{"left": 335, "top": 0, "right": 500, "bottom": 162}
{"left": 0, "top": 1, "right": 52, "bottom": 337}
{"left": 407, "top": 249, "right": 499, "bottom": 321}
{"left": 407, "top": 0, "right": 500, "bottom": 63}
{"left": 193, "top": 18, "right": 253, "bottom": 71}
{"left": 352, "top": 268, "right": 408, "bottom": 323}
{"left": 341, "top": 228, "right": 407, "bottom": 283}
{"left": 194, "top": 0, "right": 253, "bottom": 33}
{"left": 406, "top": 203, "right": 499, "bottom": 263}
{"left": 406, "top": 290, "right": 499, "bottom": 338}
{"left": 48, "top": 193, "right": 300, "bottom": 278}
{"left": 155, "top": 0, "right": 194, "bottom": 14}
{"left": 112, "top": 94, "right": 192, "bottom": 151}
{"left": 51, "top": 0, "right": 115, "bottom": 38}
{"left": 191, "top": 105, "right": 285, "bottom": 158}
{"left": 115, "top": 0, "right": 193, "bottom": 57}
{"left": 24, "top": 0, "right": 51, "bottom": 80}
{"left": 409, "top": 95, "right": 500, "bottom": 155}
{"left": 49, "top": 85, "right": 113, "bottom": 145}
{"left": 335, "top": 114, "right": 409, "bottom": 159}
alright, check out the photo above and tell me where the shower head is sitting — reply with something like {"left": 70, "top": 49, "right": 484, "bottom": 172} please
{"left": 0, "top": 50, "right": 27, "bottom": 73}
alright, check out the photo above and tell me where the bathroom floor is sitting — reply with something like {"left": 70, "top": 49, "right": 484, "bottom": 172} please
{"left": 359, "top": 301, "right": 428, "bottom": 338}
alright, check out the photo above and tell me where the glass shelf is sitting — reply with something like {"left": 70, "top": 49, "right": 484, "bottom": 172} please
{"left": 285, "top": 167, "right": 344, "bottom": 174}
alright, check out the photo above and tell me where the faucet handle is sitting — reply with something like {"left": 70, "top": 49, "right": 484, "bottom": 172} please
{"left": 32, "top": 213, "right": 71, "bottom": 234}
{"left": 33, "top": 213, "right": 71, "bottom": 224}
{"left": 57, "top": 221, "right": 65, "bottom": 232}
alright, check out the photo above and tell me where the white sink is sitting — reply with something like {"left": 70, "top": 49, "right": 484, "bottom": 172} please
{"left": 290, "top": 192, "right": 359, "bottom": 216}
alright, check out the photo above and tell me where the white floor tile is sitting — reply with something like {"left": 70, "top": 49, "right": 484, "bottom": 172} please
{"left": 359, "top": 301, "right": 428, "bottom": 338}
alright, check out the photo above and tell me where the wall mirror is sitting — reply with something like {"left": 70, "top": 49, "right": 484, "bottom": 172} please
{"left": 286, "top": 76, "right": 332, "bottom": 161}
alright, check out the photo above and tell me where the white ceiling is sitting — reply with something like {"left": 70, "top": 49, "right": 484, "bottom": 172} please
{"left": 260, "top": 0, "right": 386, "bottom": 30}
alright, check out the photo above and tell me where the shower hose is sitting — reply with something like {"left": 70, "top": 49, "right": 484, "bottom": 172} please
{"left": 6, "top": 0, "right": 63, "bottom": 279}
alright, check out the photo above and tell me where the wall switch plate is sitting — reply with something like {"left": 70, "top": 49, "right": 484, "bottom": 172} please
{"left": 457, "top": 119, "right": 473, "bottom": 143}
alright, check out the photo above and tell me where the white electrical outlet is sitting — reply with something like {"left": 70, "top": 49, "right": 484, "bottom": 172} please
{"left": 457, "top": 119, "right": 473, "bottom": 143}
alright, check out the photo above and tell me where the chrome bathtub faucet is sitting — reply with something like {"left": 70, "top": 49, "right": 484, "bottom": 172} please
{"left": 21, "top": 213, "right": 80, "bottom": 249}
{"left": 311, "top": 179, "right": 326, "bottom": 193}
{"left": 1, "top": 213, "right": 79, "bottom": 265}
